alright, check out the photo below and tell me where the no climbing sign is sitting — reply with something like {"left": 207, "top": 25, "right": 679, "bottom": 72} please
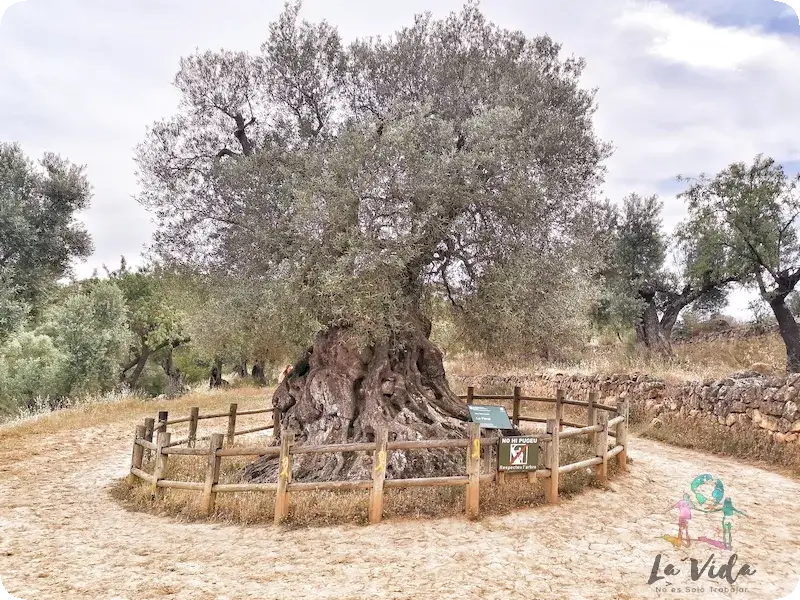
{"left": 498, "top": 436, "right": 540, "bottom": 472}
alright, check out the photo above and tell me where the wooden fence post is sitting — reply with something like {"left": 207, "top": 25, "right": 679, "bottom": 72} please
{"left": 369, "top": 427, "right": 389, "bottom": 524}
{"left": 201, "top": 434, "right": 224, "bottom": 515}
{"left": 157, "top": 411, "right": 168, "bottom": 436}
{"left": 274, "top": 430, "right": 294, "bottom": 524}
{"left": 188, "top": 407, "right": 199, "bottom": 448}
{"left": 226, "top": 403, "right": 238, "bottom": 447}
{"left": 555, "top": 389, "right": 564, "bottom": 433}
{"left": 480, "top": 433, "right": 490, "bottom": 477}
{"left": 595, "top": 411, "right": 609, "bottom": 484}
{"left": 545, "top": 419, "right": 560, "bottom": 505}
{"left": 127, "top": 425, "right": 146, "bottom": 484}
{"left": 542, "top": 440, "right": 552, "bottom": 502}
{"left": 617, "top": 400, "right": 629, "bottom": 471}
{"left": 587, "top": 391, "right": 598, "bottom": 447}
{"left": 466, "top": 386, "right": 474, "bottom": 405}
{"left": 512, "top": 386, "right": 521, "bottom": 426}
{"left": 151, "top": 431, "right": 171, "bottom": 501}
{"left": 272, "top": 407, "right": 280, "bottom": 437}
{"left": 143, "top": 417, "right": 155, "bottom": 463}
{"left": 466, "top": 422, "right": 481, "bottom": 519}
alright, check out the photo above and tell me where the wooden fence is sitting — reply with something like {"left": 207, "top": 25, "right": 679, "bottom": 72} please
{"left": 127, "top": 388, "right": 629, "bottom": 524}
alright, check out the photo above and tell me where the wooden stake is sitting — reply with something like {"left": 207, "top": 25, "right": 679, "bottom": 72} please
{"left": 226, "top": 403, "right": 238, "bottom": 447}
{"left": 617, "top": 400, "right": 629, "bottom": 471}
{"left": 542, "top": 440, "right": 553, "bottom": 503}
{"left": 466, "top": 422, "right": 481, "bottom": 519}
{"left": 555, "top": 389, "right": 565, "bottom": 433}
{"left": 128, "top": 425, "right": 146, "bottom": 484}
{"left": 512, "top": 386, "right": 521, "bottom": 426}
{"left": 151, "top": 431, "right": 171, "bottom": 501}
{"left": 546, "top": 419, "right": 560, "bottom": 505}
{"left": 157, "top": 411, "right": 168, "bottom": 436}
{"left": 272, "top": 407, "right": 280, "bottom": 437}
{"left": 595, "top": 411, "right": 609, "bottom": 484}
{"left": 587, "top": 391, "right": 598, "bottom": 447}
{"left": 466, "top": 386, "right": 474, "bottom": 405}
{"left": 188, "top": 407, "right": 199, "bottom": 448}
{"left": 143, "top": 417, "right": 155, "bottom": 463}
{"left": 369, "top": 427, "right": 389, "bottom": 524}
{"left": 274, "top": 431, "right": 293, "bottom": 524}
{"left": 480, "top": 434, "right": 489, "bottom": 476}
{"left": 201, "top": 434, "right": 224, "bottom": 515}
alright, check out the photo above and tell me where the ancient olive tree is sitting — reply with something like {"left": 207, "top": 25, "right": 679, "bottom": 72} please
{"left": 679, "top": 155, "right": 800, "bottom": 372}
{"left": 597, "top": 193, "right": 739, "bottom": 355}
{"left": 135, "top": 2, "right": 609, "bottom": 481}
{"left": 0, "top": 142, "right": 92, "bottom": 339}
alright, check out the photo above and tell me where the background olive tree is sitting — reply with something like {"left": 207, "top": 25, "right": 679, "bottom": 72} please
{"left": 0, "top": 142, "right": 92, "bottom": 340}
{"left": 679, "top": 154, "right": 800, "bottom": 372}
{"left": 596, "top": 192, "right": 740, "bottom": 355}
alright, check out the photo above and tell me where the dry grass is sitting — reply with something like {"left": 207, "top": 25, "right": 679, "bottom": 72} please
{"left": 445, "top": 331, "right": 787, "bottom": 383}
{"left": 673, "top": 333, "right": 785, "bottom": 375}
{"left": 110, "top": 435, "right": 619, "bottom": 528}
{"left": 0, "top": 385, "right": 272, "bottom": 442}
{"left": 632, "top": 410, "right": 800, "bottom": 478}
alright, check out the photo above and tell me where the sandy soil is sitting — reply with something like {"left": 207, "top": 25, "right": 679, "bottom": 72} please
{"left": 1, "top": 414, "right": 799, "bottom": 600}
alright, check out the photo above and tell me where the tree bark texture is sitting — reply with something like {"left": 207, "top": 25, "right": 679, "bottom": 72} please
{"left": 242, "top": 326, "right": 471, "bottom": 483}
{"left": 770, "top": 298, "right": 800, "bottom": 373}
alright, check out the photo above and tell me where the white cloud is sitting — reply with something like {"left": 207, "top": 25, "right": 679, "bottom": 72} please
{"left": 1, "top": 0, "right": 799, "bottom": 318}
{"left": 616, "top": 4, "right": 785, "bottom": 70}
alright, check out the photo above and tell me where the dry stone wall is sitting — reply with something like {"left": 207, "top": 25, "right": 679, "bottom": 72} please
{"left": 672, "top": 323, "right": 778, "bottom": 345}
{"left": 450, "top": 371, "right": 800, "bottom": 444}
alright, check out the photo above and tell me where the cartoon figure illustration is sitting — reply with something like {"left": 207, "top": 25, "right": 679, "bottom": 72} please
{"left": 662, "top": 474, "right": 750, "bottom": 552}
{"left": 662, "top": 492, "right": 698, "bottom": 548}
{"left": 675, "top": 493, "right": 694, "bottom": 546}
{"left": 704, "top": 497, "right": 749, "bottom": 550}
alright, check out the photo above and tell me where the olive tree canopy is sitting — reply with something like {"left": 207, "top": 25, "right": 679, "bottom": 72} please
{"left": 135, "top": 1, "right": 610, "bottom": 482}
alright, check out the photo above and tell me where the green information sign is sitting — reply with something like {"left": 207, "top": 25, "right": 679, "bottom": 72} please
{"left": 498, "top": 436, "right": 540, "bottom": 472}
{"left": 467, "top": 404, "right": 513, "bottom": 429}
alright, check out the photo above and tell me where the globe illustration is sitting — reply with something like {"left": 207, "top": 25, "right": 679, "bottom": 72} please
{"left": 691, "top": 473, "right": 724, "bottom": 509}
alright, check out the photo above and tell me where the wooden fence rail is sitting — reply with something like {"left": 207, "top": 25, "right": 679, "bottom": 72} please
{"left": 128, "top": 388, "right": 630, "bottom": 525}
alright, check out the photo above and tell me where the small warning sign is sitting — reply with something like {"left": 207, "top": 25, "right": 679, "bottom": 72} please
{"left": 498, "top": 436, "right": 539, "bottom": 472}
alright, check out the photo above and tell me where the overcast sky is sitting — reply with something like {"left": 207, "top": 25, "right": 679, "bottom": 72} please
{"left": 1, "top": 0, "right": 800, "bottom": 319}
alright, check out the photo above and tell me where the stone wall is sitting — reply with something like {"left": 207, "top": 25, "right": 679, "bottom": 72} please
{"left": 450, "top": 371, "right": 800, "bottom": 444}
{"left": 672, "top": 323, "right": 778, "bottom": 345}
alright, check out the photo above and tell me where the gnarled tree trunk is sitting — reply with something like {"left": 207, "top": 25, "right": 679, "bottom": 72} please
{"left": 635, "top": 287, "right": 672, "bottom": 357}
{"left": 251, "top": 360, "right": 266, "bottom": 385}
{"left": 769, "top": 297, "right": 800, "bottom": 373}
{"left": 242, "top": 326, "right": 471, "bottom": 483}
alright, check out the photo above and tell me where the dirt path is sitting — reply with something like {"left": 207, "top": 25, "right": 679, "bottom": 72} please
{"left": 1, "top": 416, "right": 799, "bottom": 600}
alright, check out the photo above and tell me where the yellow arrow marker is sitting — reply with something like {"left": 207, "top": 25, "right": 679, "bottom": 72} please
{"left": 280, "top": 456, "right": 289, "bottom": 480}
{"left": 374, "top": 449, "right": 386, "bottom": 474}
{"left": 472, "top": 439, "right": 480, "bottom": 460}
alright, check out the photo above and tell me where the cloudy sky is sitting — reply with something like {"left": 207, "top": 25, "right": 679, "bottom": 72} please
{"left": 1, "top": 0, "right": 799, "bottom": 318}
